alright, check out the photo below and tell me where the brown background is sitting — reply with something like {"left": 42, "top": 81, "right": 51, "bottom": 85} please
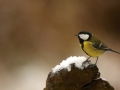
{"left": 0, "top": 0, "right": 120, "bottom": 90}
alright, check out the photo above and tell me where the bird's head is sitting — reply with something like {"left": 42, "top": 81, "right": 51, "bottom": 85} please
{"left": 75, "top": 31, "right": 92, "bottom": 41}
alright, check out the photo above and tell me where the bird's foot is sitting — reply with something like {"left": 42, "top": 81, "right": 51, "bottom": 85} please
{"left": 82, "top": 59, "right": 91, "bottom": 68}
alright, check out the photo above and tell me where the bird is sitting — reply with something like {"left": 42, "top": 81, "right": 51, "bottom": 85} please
{"left": 75, "top": 31, "right": 120, "bottom": 65}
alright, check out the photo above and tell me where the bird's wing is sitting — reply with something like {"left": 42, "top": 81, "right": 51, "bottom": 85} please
{"left": 89, "top": 36, "right": 120, "bottom": 54}
{"left": 92, "top": 42, "right": 109, "bottom": 50}
{"left": 90, "top": 36, "right": 109, "bottom": 50}
{"left": 92, "top": 42, "right": 120, "bottom": 54}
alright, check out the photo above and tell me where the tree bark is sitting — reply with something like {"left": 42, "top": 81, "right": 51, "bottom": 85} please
{"left": 44, "top": 62, "right": 114, "bottom": 90}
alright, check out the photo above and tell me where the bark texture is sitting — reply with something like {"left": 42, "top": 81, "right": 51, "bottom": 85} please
{"left": 44, "top": 63, "right": 114, "bottom": 90}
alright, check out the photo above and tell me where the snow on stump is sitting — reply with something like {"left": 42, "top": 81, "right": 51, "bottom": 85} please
{"left": 44, "top": 56, "right": 114, "bottom": 90}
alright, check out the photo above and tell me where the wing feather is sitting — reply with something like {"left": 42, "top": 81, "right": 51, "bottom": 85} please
{"left": 89, "top": 36, "right": 110, "bottom": 50}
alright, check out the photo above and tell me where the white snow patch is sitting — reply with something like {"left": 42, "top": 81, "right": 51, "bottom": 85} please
{"left": 52, "top": 56, "right": 90, "bottom": 73}
{"left": 101, "top": 77, "right": 107, "bottom": 81}
{"left": 94, "top": 77, "right": 107, "bottom": 81}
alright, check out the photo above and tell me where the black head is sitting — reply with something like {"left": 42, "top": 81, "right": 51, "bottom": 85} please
{"left": 75, "top": 31, "right": 92, "bottom": 42}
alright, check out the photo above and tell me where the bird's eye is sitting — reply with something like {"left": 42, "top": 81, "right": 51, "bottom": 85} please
{"left": 79, "top": 34, "right": 89, "bottom": 40}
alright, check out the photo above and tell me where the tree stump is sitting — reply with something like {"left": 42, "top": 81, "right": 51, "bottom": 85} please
{"left": 44, "top": 56, "right": 114, "bottom": 90}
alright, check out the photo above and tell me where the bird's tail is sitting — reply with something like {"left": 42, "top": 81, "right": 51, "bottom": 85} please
{"left": 107, "top": 49, "right": 120, "bottom": 54}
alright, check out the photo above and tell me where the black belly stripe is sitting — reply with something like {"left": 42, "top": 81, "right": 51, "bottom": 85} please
{"left": 80, "top": 41, "right": 90, "bottom": 56}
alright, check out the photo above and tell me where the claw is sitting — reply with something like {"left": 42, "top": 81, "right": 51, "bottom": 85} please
{"left": 82, "top": 59, "right": 91, "bottom": 68}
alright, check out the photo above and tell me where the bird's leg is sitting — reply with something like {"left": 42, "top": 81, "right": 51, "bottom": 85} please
{"left": 86, "top": 56, "right": 91, "bottom": 62}
{"left": 95, "top": 57, "right": 98, "bottom": 65}
{"left": 82, "top": 56, "right": 91, "bottom": 67}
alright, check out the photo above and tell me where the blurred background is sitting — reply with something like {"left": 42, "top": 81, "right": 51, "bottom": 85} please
{"left": 0, "top": 0, "right": 120, "bottom": 90}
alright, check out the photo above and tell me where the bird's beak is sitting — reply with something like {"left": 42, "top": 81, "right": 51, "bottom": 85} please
{"left": 75, "top": 34, "right": 78, "bottom": 36}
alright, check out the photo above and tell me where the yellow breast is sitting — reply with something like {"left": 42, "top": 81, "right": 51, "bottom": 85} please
{"left": 81, "top": 41, "right": 105, "bottom": 57}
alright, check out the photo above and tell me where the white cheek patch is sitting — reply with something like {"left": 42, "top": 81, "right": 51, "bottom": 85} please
{"left": 79, "top": 34, "right": 89, "bottom": 40}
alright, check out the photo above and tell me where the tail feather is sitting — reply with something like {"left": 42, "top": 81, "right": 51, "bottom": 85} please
{"left": 107, "top": 49, "right": 120, "bottom": 54}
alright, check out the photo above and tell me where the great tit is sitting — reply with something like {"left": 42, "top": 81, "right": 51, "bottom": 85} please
{"left": 75, "top": 31, "right": 120, "bottom": 64}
